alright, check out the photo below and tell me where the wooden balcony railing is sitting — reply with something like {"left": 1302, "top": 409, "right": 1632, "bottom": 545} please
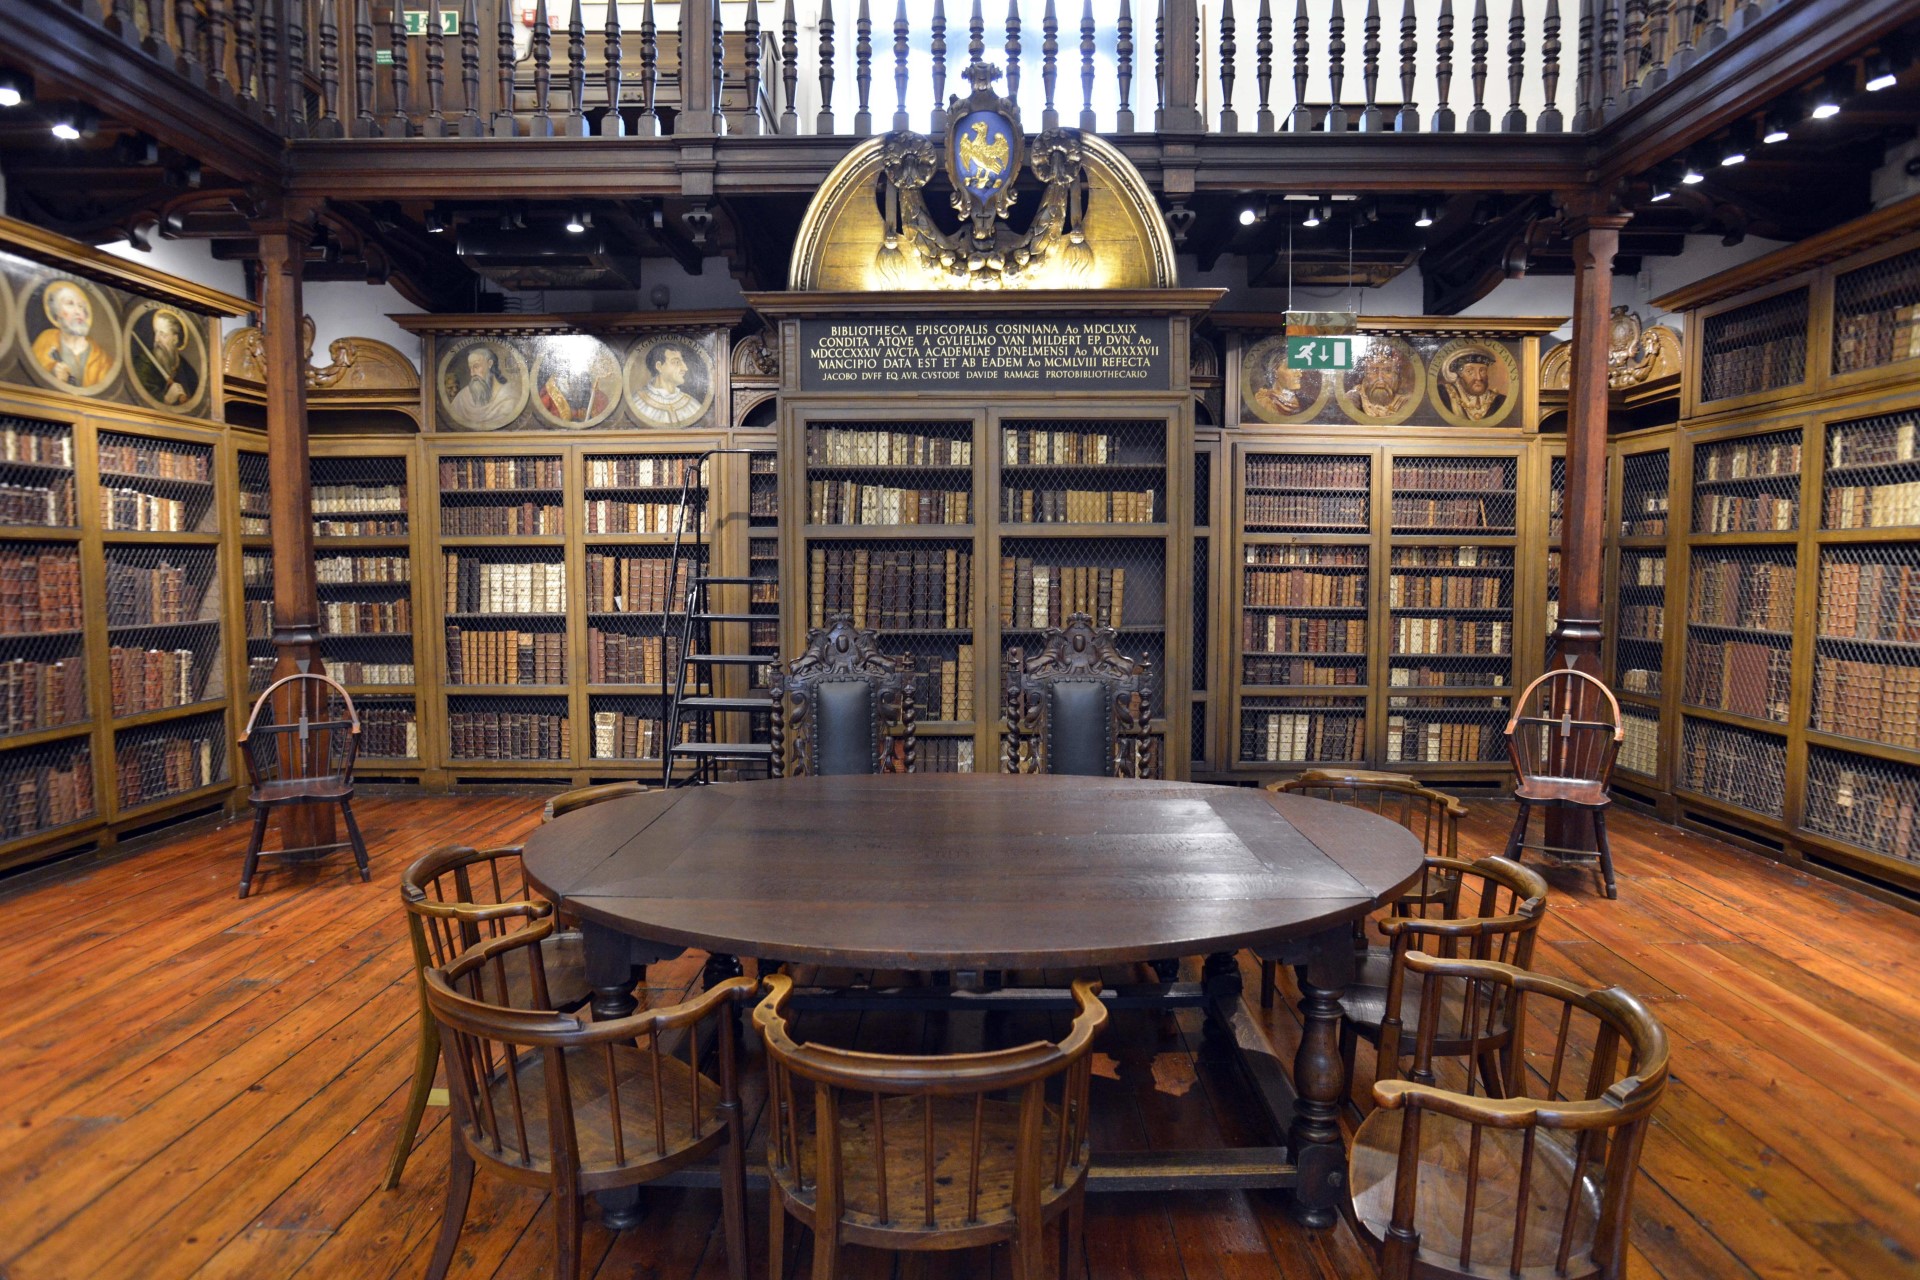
{"left": 50, "top": 0, "right": 1805, "bottom": 140}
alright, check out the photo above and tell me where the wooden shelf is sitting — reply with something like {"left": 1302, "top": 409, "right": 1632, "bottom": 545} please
{"left": 0, "top": 720, "right": 95, "bottom": 751}
{"left": 112, "top": 698, "right": 230, "bottom": 730}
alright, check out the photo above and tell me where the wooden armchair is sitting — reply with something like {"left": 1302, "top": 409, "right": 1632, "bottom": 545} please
{"left": 1002, "top": 613, "right": 1160, "bottom": 778}
{"left": 1349, "top": 953, "right": 1670, "bottom": 1280}
{"left": 384, "top": 843, "right": 593, "bottom": 1190}
{"left": 423, "top": 921, "right": 756, "bottom": 1280}
{"left": 1504, "top": 667, "right": 1626, "bottom": 898}
{"left": 756, "top": 972, "right": 1109, "bottom": 1280}
{"left": 542, "top": 780, "right": 649, "bottom": 821}
{"left": 770, "top": 614, "right": 917, "bottom": 775}
{"left": 236, "top": 672, "right": 369, "bottom": 899}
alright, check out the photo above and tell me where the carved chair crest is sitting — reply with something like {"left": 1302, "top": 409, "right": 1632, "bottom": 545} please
{"left": 770, "top": 614, "right": 916, "bottom": 776}
{"left": 1002, "top": 612, "right": 1160, "bottom": 778}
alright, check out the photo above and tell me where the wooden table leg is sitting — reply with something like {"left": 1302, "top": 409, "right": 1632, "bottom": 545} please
{"left": 581, "top": 920, "right": 643, "bottom": 1021}
{"left": 1288, "top": 925, "right": 1357, "bottom": 1228}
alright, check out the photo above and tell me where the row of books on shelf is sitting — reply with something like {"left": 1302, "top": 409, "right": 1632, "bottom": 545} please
{"left": 105, "top": 560, "right": 207, "bottom": 627}
{"left": 98, "top": 439, "right": 208, "bottom": 482}
{"left": 322, "top": 600, "right": 412, "bottom": 635}
{"left": 0, "top": 480, "right": 74, "bottom": 526}
{"left": 1820, "top": 559, "right": 1920, "bottom": 641}
{"left": 0, "top": 749, "right": 92, "bottom": 841}
{"left": 327, "top": 660, "right": 415, "bottom": 684}
{"left": 1680, "top": 719, "right": 1784, "bottom": 816}
{"left": 582, "top": 500, "right": 702, "bottom": 536}
{"left": 443, "top": 555, "right": 567, "bottom": 615}
{"left": 1702, "top": 338, "right": 1806, "bottom": 403}
{"left": 441, "top": 503, "right": 562, "bottom": 538}
{"left": 1391, "top": 617, "right": 1510, "bottom": 656}
{"left": 1391, "top": 461, "right": 1510, "bottom": 491}
{"left": 1814, "top": 659, "right": 1920, "bottom": 750}
{"left": 1827, "top": 482, "right": 1920, "bottom": 530}
{"left": 1389, "top": 665, "right": 1508, "bottom": 688}
{"left": 315, "top": 517, "right": 407, "bottom": 538}
{"left": 1245, "top": 568, "right": 1366, "bottom": 609}
{"left": 591, "top": 711, "right": 694, "bottom": 761}
{"left": 1393, "top": 547, "right": 1503, "bottom": 568}
{"left": 1621, "top": 502, "right": 1669, "bottom": 538}
{"left": 1624, "top": 555, "right": 1666, "bottom": 587}
{"left": 1241, "top": 709, "right": 1364, "bottom": 763}
{"left": 588, "top": 628, "right": 682, "bottom": 685}
{"left": 116, "top": 733, "right": 220, "bottom": 809}
{"left": 585, "top": 456, "right": 702, "bottom": 489}
{"left": 1245, "top": 457, "right": 1369, "bottom": 489}
{"left": 238, "top": 492, "right": 270, "bottom": 522}
{"left": 585, "top": 553, "right": 692, "bottom": 615}
{"left": 446, "top": 627, "right": 565, "bottom": 685}
{"left": 1, "top": 550, "right": 83, "bottom": 632}
{"left": 1242, "top": 657, "right": 1362, "bottom": 686}
{"left": 916, "top": 738, "right": 975, "bottom": 773}
{"left": 1001, "top": 488, "right": 1157, "bottom": 524}
{"left": 448, "top": 708, "right": 570, "bottom": 759}
{"left": 750, "top": 489, "right": 779, "bottom": 518}
{"left": 1387, "top": 573, "right": 1507, "bottom": 610}
{"left": 1683, "top": 640, "right": 1791, "bottom": 723}
{"left": 1689, "top": 559, "right": 1794, "bottom": 631}
{"left": 439, "top": 457, "right": 563, "bottom": 490}
{"left": 100, "top": 489, "right": 196, "bottom": 533}
{"left": 803, "top": 429, "right": 972, "bottom": 468}
{"left": 1619, "top": 666, "right": 1660, "bottom": 695}
{"left": 1618, "top": 606, "right": 1664, "bottom": 641}
{"left": 1827, "top": 420, "right": 1918, "bottom": 468}
{"left": 910, "top": 646, "right": 976, "bottom": 722}
{"left": 357, "top": 703, "right": 419, "bottom": 758}
{"left": 1803, "top": 758, "right": 1918, "bottom": 861}
{"left": 1618, "top": 715, "right": 1659, "bottom": 775}
{"left": 316, "top": 554, "right": 410, "bottom": 585}
{"left": 1832, "top": 304, "right": 1920, "bottom": 374}
{"left": 1, "top": 426, "right": 73, "bottom": 467}
{"left": 1246, "top": 545, "right": 1366, "bottom": 568}
{"left": 1696, "top": 493, "right": 1797, "bottom": 534}
{"left": 808, "top": 482, "right": 971, "bottom": 526}
{"left": 0, "top": 659, "right": 85, "bottom": 736}
{"left": 1003, "top": 428, "right": 1124, "bottom": 467}
{"left": 1386, "top": 715, "right": 1498, "bottom": 763}
{"left": 1241, "top": 615, "right": 1366, "bottom": 654}
{"left": 809, "top": 547, "right": 976, "bottom": 631}
{"left": 1247, "top": 493, "right": 1366, "bottom": 529}
{"left": 1390, "top": 498, "right": 1511, "bottom": 532}
{"left": 999, "top": 560, "right": 1128, "bottom": 632}
{"left": 109, "top": 646, "right": 203, "bottom": 716}
{"left": 242, "top": 553, "right": 271, "bottom": 587}
{"left": 314, "top": 484, "right": 405, "bottom": 515}
{"left": 1697, "top": 433, "right": 1802, "bottom": 481}
{"left": 244, "top": 600, "right": 272, "bottom": 638}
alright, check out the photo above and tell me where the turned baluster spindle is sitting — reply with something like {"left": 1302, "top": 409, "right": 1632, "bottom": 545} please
{"left": 1324, "top": 0, "right": 1345, "bottom": 132}
{"left": 1599, "top": 0, "right": 1618, "bottom": 113}
{"left": 141, "top": 0, "right": 163, "bottom": 54}
{"left": 460, "top": 0, "right": 483, "bottom": 133}
{"left": 1079, "top": 0, "right": 1096, "bottom": 129}
{"left": 1620, "top": 0, "right": 1643, "bottom": 93}
{"left": 315, "top": 0, "right": 342, "bottom": 135}
{"left": 1501, "top": 0, "right": 1524, "bottom": 129}
{"left": 1641, "top": 0, "right": 1669, "bottom": 90}
{"left": 1537, "top": 0, "right": 1562, "bottom": 129}
{"left": 1039, "top": 0, "right": 1058, "bottom": 128}
{"left": 174, "top": 0, "right": 201, "bottom": 78}
{"left": 1466, "top": 0, "right": 1488, "bottom": 130}
{"left": 781, "top": 0, "right": 799, "bottom": 132}
{"left": 560, "top": 0, "right": 586, "bottom": 134}
{"left": 854, "top": 0, "right": 873, "bottom": 134}
{"left": 1115, "top": 0, "right": 1134, "bottom": 129}
{"left": 1153, "top": 0, "right": 1165, "bottom": 125}
{"left": 1433, "top": 0, "right": 1455, "bottom": 130}
{"left": 286, "top": 0, "right": 309, "bottom": 133}
{"left": 817, "top": 0, "right": 836, "bottom": 133}
{"left": 352, "top": 0, "right": 375, "bottom": 134}
{"left": 209, "top": 0, "right": 232, "bottom": 97}
{"left": 528, "top": 0, "right": 553, "bottom": 135}
{"left": 1253, "top": 0, "right": 1273, "bottom": 131}
{"left": 713, "top": 0, "right": 727, "bottom": 131}
{"left": 422, "top": 0, "right": 447, "bottom": 134}
{"left": 1218, "top": 0, "right": 1237, "bottom": 131}
{"left": 233, "top": 0, "right": 255, "bottom": 103}
{"left": 638, "top": 0, "right": 659, "bottom": 134}
{"left": 388, "top": 5, "right": 412, "bottom": 134}
{"left": 262, "top": 0, "right": 282, "bottom": 122}
{"left": 1358, "top": 0, "right": 1380, "bottom": 129}
{"left": 1006, "top": 0, "right": 1022, "bottom": 102}
{"left": 893, "top": 0, "right": 909, "bottom": 130}
{"left": 930, "top": 0, "right": 947, "bottom": 130}
{"left": 602, "top": 0, "right": 625, "bottom": 135}
{"left": 1696, "top": 0, "right": 1726, "bottom": 50}
{"left": 1669, "top": 0, "right": 1691, "bottom": 70}
{"left": 742, "top": 0, "right": 763, "bottom": 136}
{"left": 1568, "top": 0, "right": 1592, "bottom": 129}
{"left": 1289, "top": 0, "right": 1308, "bottom": 131}
{"left": 1394, "top": 0, "right": 1417, "bottom": 130}
{"left": 493, "top": 0, "right": 517, "bottom": 134}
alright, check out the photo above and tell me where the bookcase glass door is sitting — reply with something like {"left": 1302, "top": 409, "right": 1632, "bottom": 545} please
{"left": 1831, "top": 243, "right": 1920, "bottom": 381}
{"left": 1610, "top": 443, "right": 1672, "bottom": 784}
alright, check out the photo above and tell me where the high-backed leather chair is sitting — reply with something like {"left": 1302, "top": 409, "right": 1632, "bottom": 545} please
{"left": 1002, "top": 613, "right": 1160, "bottom": 778}
{"left": 770, "top": 614, "right": 917, "bottom": 775}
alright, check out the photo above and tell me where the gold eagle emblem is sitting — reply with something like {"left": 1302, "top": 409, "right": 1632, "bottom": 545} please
{"left": 958, "top": 121, "right": 1011, "bottom": 187}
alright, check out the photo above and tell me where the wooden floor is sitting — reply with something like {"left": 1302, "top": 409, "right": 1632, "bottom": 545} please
{"left": 0, "top": 792, "right": 1916, "bottom": 1280}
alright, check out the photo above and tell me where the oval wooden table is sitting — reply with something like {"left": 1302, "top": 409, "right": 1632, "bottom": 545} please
{"left": 523, "top": 772, "right": 1425, "bottom": 1227}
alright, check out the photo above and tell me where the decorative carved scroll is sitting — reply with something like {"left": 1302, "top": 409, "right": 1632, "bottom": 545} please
{"left": 1002, "top": 612, "right": 1161, "bottom": 778}
{"left": 770, "top": 614, "right": 917, "bottom": 776}
{"left": 1538, "top": 305, "right": 1681, "bottom": 392}
{"left": 223, "top": 320, "right": 421, "bottom": 391}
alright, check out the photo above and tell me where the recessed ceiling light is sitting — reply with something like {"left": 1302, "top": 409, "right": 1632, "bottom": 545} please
{"left": 0, "top": 71, "right": 29, "bottom": 109}
{"left": 1239, "top": 206, "right": 1259, "bottom": 227}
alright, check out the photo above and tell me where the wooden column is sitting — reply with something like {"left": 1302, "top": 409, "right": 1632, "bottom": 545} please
{"left": 1554, "top": 190, "right": 1629, "bottom": 671}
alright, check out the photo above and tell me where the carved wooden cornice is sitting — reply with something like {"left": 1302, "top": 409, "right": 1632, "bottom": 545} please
{"left": 393, "top": 310, "right": 748, "bottom": 336}
{"left": 1210, "top": 312, "right": 1568, "bottom": 337}
{"left": 0, "top": 216, "right": 252, "bottom": 316}
{"left": 224, "top": 318, "right": 421, "bottom": 393}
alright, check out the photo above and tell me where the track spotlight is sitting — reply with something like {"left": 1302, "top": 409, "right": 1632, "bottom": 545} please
{"left": 1719, "top": 138, "right": 1746, "bottom": 167}
{"left": 1865, "top": 50, "right": 1899, "bottom": 93}
{"left": 1762, "top": 107, "right": 1792, "bottom": 144}
{"left": 1301, "top": 206, "right": 1322, "bottom": 228}
{"left": 0, "top": 70, "right": 30, "bottom": 109}
{"left": 564, "top": 209, "right": 589, "bottom": 234}
{"left": 1238, "top": 205, "right": 1260, "bottom": 227}
{"left": 1414, "top": 205, "right": 1435, "bottom": 228}
{"left": 425, "top": 208, "right": 446, "bottom": 234}
{"left": 1649, "top": 184, "right": 1672, "bottom": 203}
{"left": 48, "top": 104, "right": 97, "bottom": 141}
{"left": 1680, "top": 159, "right": 1705, "bottom": 185}
{"left": 1809, "top": 71, "right": 1846, "bottom": 119}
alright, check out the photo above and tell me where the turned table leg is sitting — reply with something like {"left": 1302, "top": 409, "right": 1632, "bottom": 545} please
{"left": 1288, "top": 925, "right": 1357, "bottom": 1228}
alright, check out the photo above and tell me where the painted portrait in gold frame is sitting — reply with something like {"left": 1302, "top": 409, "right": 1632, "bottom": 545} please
{"left": 1428, "top": 338, "right": 1520, "bottom": 428}
{"left": 19, "top": 273, "right": 122, "bottom": 396}
{"left": 1239, "top": 334, "right": 1333, "bottom": 424}
{"left": 437, "top": 337, "right": 531, "bottom": 431}
{"left": 1335, "top": 335, "right": 1425, "bottom": 426}
{"left": 123, "top": 301, "right": 210, "bottom": 414}
{"left": 623, "top": 334, "right": 715, "bottom": 430}
{"left": 530, "top": 335, "right": 623, "bottom": 429}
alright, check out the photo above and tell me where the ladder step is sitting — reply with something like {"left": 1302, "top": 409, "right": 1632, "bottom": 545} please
{"left": 677, "top": 696, "right": 776, "bottom": 712}
{"left": 693, "top": 612, "right": 761, "bottom": 623}
{"left": 695, "top": 575, "right": 778, "bottom": 586}
{"left": 670, "top": 742, "right": 775, "bottom": 758}
{"left": 684, "top": 653, "right": 770, "bottom": 666}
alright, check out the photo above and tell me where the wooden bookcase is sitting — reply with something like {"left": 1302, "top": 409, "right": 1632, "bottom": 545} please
{"left": 1605, "top": 429, "right": 1677, "bottom": 799}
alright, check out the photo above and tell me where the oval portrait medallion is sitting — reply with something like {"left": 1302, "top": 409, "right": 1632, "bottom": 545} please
{"left": 1427, "top": 338, "right": 1520, "bottom": 428}
{"left": 437, "top": 337, "right": 532, "bottom": 432}
{"left": 1240, "top": 333, "right": 1333, "bottom": 424}
{"left": 530, "top": 335, "right": 623, "bottom": 429}
{"left": 123, "top": 301, "right": 210, "bottom": 415}
{"left": 623, "top": 335, "right": 715, "bottom": 430}
{"left": 1335, "top": 335, "right": 1425, "bottom": 427}
{"left": 19, "top": 273, "right": 122, "bottom": 397}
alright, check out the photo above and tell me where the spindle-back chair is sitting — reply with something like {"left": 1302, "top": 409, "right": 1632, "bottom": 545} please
{"left": 385, "top": 843, "right": 592, "bottom": 1190}
{"left": 236, "top": 672, "right": 369, "bottom": 898}
{"left": 542, "top": 780, "right": 650, "bottom": 821}
{"left": 1349, "top": 952, "right": 1670, "bottom": 1280}
{"left": 423, "top": 922, "right": 756, "bottom": 1280}
{"left": 1505, "top": 667, "right": 1626, "bottom": 898}
{"left": 755, "top": 972, "right": 1109, "bottom": 1280}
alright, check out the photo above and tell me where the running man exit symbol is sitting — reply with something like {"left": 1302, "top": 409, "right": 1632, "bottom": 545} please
{"left": 1286, "top": 336, "right": 1353, "bottom": 370}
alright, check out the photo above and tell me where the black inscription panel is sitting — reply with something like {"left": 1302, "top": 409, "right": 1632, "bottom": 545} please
{"left": 799, "top": 317, "right": 1172, "bottom": 392}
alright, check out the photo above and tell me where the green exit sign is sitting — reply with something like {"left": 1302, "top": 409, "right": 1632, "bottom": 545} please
{"left": 1286, "top": 336, "right": 1353, "bottom": 370}
{"left": 403, "top": 10, "right": 460, "bottom": 34}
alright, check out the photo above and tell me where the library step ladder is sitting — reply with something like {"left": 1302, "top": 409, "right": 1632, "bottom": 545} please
{"left": 663, "top": 449, "right": 777, "bottom": 785}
